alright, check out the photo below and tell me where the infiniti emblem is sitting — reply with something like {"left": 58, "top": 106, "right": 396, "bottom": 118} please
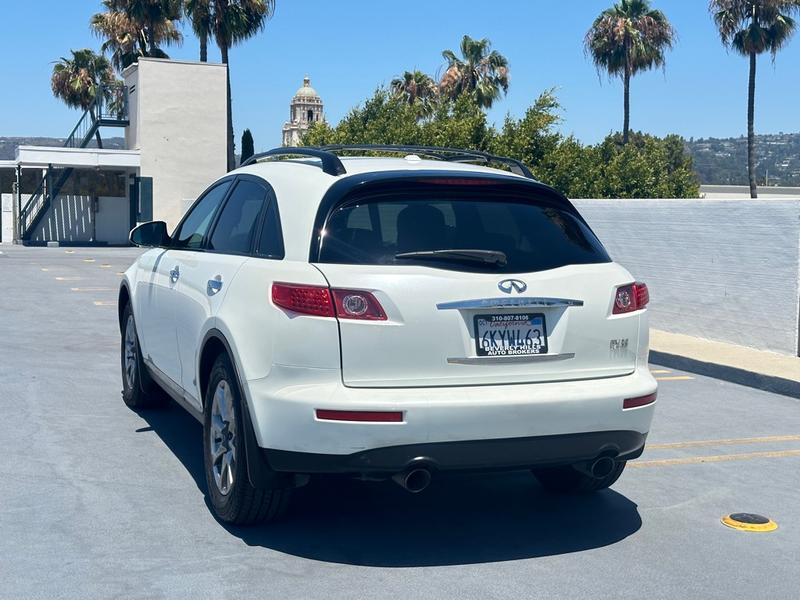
{"left": 498, "top": 278, "right": 527, "bottom": 294}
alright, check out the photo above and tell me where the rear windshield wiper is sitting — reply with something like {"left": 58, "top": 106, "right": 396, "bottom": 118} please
{"left": 395, "top": 249, "right": 507, "bottom": 267}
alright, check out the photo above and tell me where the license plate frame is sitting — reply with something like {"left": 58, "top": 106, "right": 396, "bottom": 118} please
{"left": 474, "top": 313, "right": 548, "bottom": 357}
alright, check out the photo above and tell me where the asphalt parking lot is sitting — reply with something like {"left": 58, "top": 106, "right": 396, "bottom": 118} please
{"left": 2, "top": 246, "right": 799, "bottom": 599}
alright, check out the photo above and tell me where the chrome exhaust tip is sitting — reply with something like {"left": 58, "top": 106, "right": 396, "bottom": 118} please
{"left": 392, "top": 468, "right": 432, "bottom": 493}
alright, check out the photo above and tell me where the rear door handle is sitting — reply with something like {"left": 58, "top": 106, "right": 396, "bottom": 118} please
{"left": 207, "top": 276, "right": 223, "bottom": 296}
{"left": 169, "top": 266, "right": 180, "bottom": 284}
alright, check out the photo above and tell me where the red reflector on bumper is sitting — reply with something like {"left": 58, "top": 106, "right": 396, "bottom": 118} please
{"left": 623, "top": 392, "right": 657, "bottom": 410}
{"left": 315, "top": 409, "right": 403, "bottom": 422}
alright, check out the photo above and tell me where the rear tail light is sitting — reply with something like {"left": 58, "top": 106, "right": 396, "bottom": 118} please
{"left": 272, "top": 283, "right": 387, "bottom": 320}
{"left": 623, "top": 392, "right": 657, "bottom": 409}
{"left": 331, "top": 289, "right": 387, "bottom": 320}
{"left": 272, "top": 283, "right": 334, "bottom": 317}
{"left": 613, "top": 282, "right": 649, "bottom": 314}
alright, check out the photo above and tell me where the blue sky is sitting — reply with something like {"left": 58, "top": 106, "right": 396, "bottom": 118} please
{"left": 1, "top": 0, "right": 798, "bottom": 150}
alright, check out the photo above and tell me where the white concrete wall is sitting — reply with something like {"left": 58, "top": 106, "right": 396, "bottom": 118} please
{"left": 124, "top": 58, "right": 227, "bottom": 231}
{"left": 28, "top": 195, "right": 128, "bottom": 244}
{"left": 1, "top": 193, "right": 14, "bottom": 244}
{"left": 574, "top": 198, "right": 800, "bottom": 356}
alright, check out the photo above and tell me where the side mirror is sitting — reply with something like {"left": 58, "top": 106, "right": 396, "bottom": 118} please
{"left": 130, "top": 221, "right": 170, "bottom": 247}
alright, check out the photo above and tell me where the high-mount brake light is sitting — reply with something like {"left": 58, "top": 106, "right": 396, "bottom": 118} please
{"left": 422, "top": 178, "right": 498, "bottom": 186}
{"left": 272, "top": 283, "right": 387, "bottom": 320}
{"left": 613, "top": 282, "right": 649, "bottom": 314}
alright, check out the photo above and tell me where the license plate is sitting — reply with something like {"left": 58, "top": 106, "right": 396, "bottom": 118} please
{"left": 474, "top": 313, "right": 548, "bottom": 357}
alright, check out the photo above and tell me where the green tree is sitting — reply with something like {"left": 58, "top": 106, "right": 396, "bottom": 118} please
{"left": 709, "top": 0, "right": 800, "bottom": 198}
{"left": 585, "top": 0, "right": 676, "bottom": 144}
{"left": 51, "top": 49, "right": 118, "bottom": 148}
{"left": 440, "top": 35, "right": 509, "bottom": 108}
{"left": 240, "top": 128, "right": 254, "bottom": 163}
{"left": 90, "top": 0, "right": 183, "bottom": 71}
{"left": 186, "top": 0, "right": 276, "bottom": 171}
{"left": 184, "top": 0, "right": 212, "bottom": 61}
{"left": 390, "top": 70, "right": 439, "bottom": 118}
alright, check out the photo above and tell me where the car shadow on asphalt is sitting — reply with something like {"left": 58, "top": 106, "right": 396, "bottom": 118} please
{"left": 140, "top": 402, "right": 642, "bottom": 567}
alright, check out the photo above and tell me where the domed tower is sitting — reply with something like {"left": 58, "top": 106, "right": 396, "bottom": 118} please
{"left": 282, "top": 76, "right": 324, "bottom": 146}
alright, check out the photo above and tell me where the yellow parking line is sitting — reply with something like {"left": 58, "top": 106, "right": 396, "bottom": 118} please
{"left": 83, "top": 258, "right": 95, "bottom": 263}
{"left": 93, "top": 301, "right": 116, "bottom": 306}
{"left": 71, "top": 287, "right": 115, "bottom": 292}
{"left": 99, "top": 264, "right": 112, "bottom": 268}
{"left": 649, "top": 435, "right": 800, "bottom": 450}
{"left": 650, "top": 369, "right": 671, "bottom": 374}
{"left": 54, "top": 276, "right": 81, "bottom": 281}
{"left": 40, "top": 268, "right": 49, "bottom": 272}
{"left": 629, "top": 449, "right": 800, "bottom": 468}
{"left": 64, "top": 250, "right": 74, "bottom": 254}
{"left": 655, "top": 375, "right": 694, "bottom": 381}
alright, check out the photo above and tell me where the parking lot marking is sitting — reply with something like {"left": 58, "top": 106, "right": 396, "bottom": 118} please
{"left": 630, "top": 448, "right": 800, "bottom": 468}
{"left": 100, "top": 264, "right": 112, "bottom": 268}
{"left": 649, "top": 435, "right": 800, "bottom": 450}
{"left": 54, "top": 277, "right": 82, "bottom": 281}
{"left": 40, "top": 268, "right": 49, "bottom": 272}
{"left": 650, "top": 369, "right": 672, "bottom": 374}
{"left": 64, "top": 250, "right": 74, "bottom": 254}
{"left": 93, "top": 301, "right": 116, "bottom": 306}
{"left": 83, "top": 258, "right": 95, "bottom": 263}
{"left": 655, "top": 375, "right": 694, "bottom": 381}
{"left": 71, "top": 287, "right": 116, "bottom": 292}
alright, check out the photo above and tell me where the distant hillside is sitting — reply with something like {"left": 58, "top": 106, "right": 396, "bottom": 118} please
{"left": 0, "top": 137, "right": 126, "bottom": 160}
{"left": 686, "top": 133, "right": 800, "bottom": 186}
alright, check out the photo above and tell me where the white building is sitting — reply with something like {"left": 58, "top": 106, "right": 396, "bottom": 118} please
{"left": 281, "top": 77, "right": 324, "bottom": 147}
{"left": 1, "top": 58, "right": 227, "bottom": 245}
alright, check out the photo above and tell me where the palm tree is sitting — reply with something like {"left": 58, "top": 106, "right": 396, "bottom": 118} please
{"left": 709, "top": 0, "right": 800, "bottom": 198}
{"left": 91, "top": 0, "right": 183, "bottom": 72}
{"left": 585, "top": 0, "right": 676, "bottom": 144}
{"left": 51, "top": 49, "right": 118, "bottom": 147}
{"left": 390, "top": 70, "right": 439, "bottom": 117}
{"left": 184, "top": 0, "right": 212, "bottom": 61}
{"left": 187, "top": 1, "right": 275, "bottom": 171}
{"left": 439, "top": 35, "right": 509, "bottom": 109}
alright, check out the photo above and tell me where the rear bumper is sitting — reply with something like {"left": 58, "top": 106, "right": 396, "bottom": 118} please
{"left": 244, "top": 364, "right": 658, "bottom": 464}
{"left": 264, "top": 430, "right": 647, "bottom": 474}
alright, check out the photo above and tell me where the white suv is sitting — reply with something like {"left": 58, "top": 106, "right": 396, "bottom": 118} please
{"left": 120, "top": 145, "right": 657, "bottom": 524}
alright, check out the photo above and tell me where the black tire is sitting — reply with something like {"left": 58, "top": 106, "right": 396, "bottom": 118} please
{"left": 203, "top": 353, "right": 291, "bottom": 525}
{"left": 532, "top": 460, "right": 627, "bottom": 494}
{"left": 120, "top": 303, "right": 166, "bottom": 409}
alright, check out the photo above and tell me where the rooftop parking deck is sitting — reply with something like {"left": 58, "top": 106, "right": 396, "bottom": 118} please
{"left": 1, "top": 246, "right": 799, "bottom": 599}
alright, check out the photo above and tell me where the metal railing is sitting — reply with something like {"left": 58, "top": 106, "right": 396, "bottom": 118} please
{"left": 20, "top": 83, "right": 129, "bottom": 239}
{"left": 64, "top": 83, "right": 129, "bottom": 149}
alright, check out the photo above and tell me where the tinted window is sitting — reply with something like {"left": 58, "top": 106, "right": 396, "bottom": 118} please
{"left": 318, "top": 196, "right": 610, "bottom": 273}
{"left": 208, "top": 180, "right": 266, "bottom": 254}
{"left": 173, "top": 181, "right": 231, "bottom": 249}
{"left": 256, "top": 198, "right": 285, "bottom": 259}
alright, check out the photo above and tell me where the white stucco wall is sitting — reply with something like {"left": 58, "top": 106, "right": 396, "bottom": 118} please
{"left": 1, "top": 193, "right": 15, "bottom": 244}
{"left": 124, "top": 58, "right": 227, "bottom": 230}
{"left": 28, "top": 195, "right": 128, "bottom": 244}
{"left": 574, "top": 198, "right": 800, "bottom": 356}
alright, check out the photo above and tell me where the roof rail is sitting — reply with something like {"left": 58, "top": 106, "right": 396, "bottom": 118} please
{"left": 239, "top": 147, "right": 346, "bottom": 176}
{"left": 319, "top": 144, "right": 535, "bottom": 179}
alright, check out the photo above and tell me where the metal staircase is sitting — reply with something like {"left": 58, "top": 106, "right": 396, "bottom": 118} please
{"left": 19, "top": 84, "right": 129, "bottom": 242}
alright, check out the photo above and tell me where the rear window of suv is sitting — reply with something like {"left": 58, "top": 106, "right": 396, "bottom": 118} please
{"left": 317, "top": 193, "right": 610, "bottom": 273}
